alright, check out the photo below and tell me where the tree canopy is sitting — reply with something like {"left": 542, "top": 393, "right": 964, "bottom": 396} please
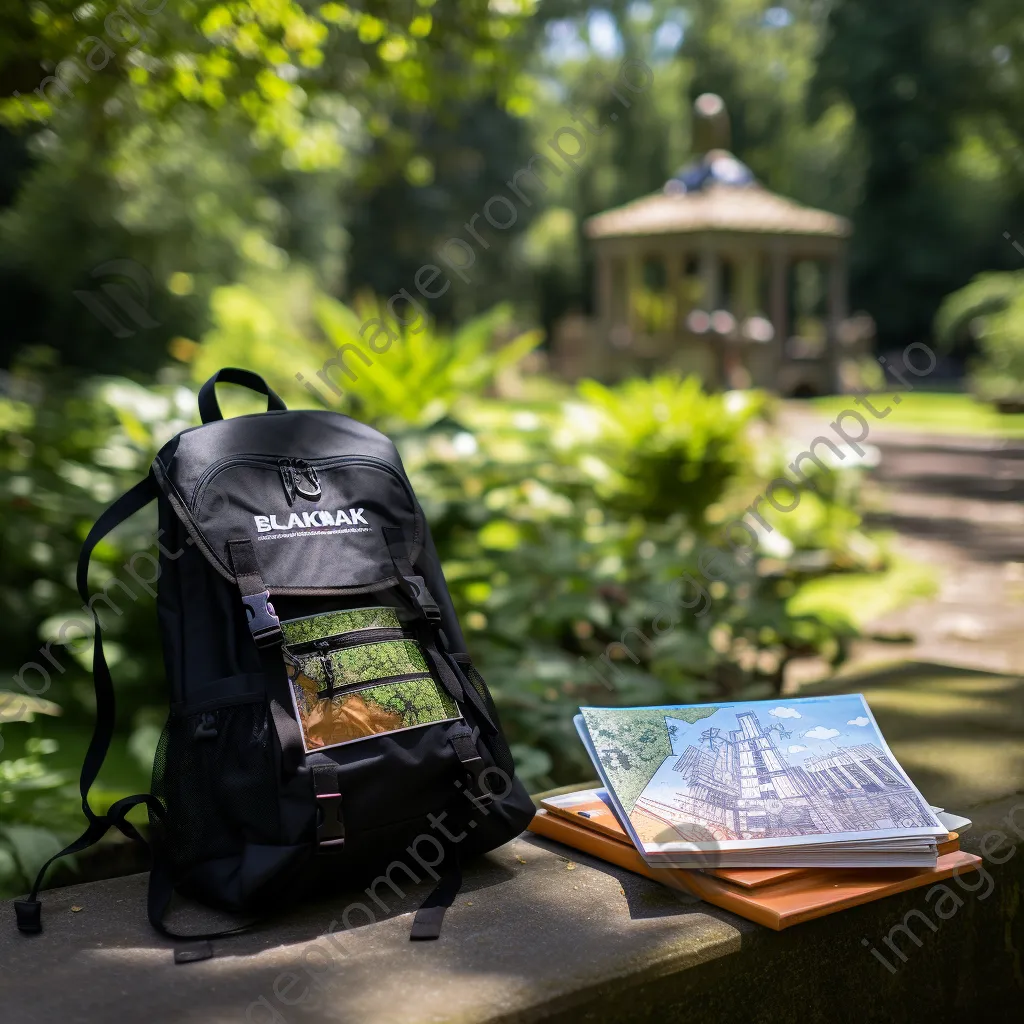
{"left": 0, "top": 0, "right": 1022, "bottom": 370}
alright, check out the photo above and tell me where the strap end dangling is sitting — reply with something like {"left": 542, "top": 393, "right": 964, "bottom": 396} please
{"left": 14, "top": 899, "right": 42, "bottom": 934}
{"left": 409, "top": 860, "right": 462, "bottom": 941}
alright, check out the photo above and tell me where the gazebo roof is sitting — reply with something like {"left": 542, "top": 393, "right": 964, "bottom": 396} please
{"left": 585, "top": 153, "right": 851, "bottom": 241}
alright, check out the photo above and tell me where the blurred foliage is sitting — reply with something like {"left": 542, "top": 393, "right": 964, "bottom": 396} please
{"left": 0, "top": 357, "right": 198, "bottom": 893}
{"left": 0, "top": 737, "right": 72, "bottom": 897}
{"left": 936, "top": 271, "right": 1024, "bottom": 404}
{"left": 0, "top": 0, "right": 539, "bottom": 372}
{"left": 568, "top": 377, "right": 765, "bottom": 523}
{"left": 3, "top": 0, "right": 1024, "bottom": 372}
{"left": 814, "top": 0, "right": 1024, "bottom": 349}
{"left": 0, "top": 1, "right": 537, "bottom": 147}
{"left": 186, "top": 269, "right": 545, "bottom": 426}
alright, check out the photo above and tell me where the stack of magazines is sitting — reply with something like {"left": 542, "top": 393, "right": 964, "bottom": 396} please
{"left": 529, "top": 694, "right": 982, "bottom": 929}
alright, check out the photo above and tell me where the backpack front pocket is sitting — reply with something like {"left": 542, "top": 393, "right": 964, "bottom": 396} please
{"left": 281, "top": 608, "right": 461, "bottom": 753}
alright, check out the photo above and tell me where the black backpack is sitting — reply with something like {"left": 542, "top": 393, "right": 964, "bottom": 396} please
{"left": 14, "top": 368, "right": 534, "bottom": 949}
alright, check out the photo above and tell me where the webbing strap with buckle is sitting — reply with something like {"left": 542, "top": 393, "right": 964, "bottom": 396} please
{"left": 227, "top": 539, "right": 282, "bottom": 647}
{"left": 226, "top": 539, "right": 305, "bottom": 780}
{"left": 382, "top": 527, "right": 441, "bottom": 623}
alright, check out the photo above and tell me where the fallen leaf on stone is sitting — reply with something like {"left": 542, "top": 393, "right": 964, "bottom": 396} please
{"left": 71, "top": 906, "right": 82, "bottom": 913}
{"left": 515, "top": 855, "right": 527, "bottom": 865}
{"left": 566, "top": 862, "right": 576, "bottom": 871}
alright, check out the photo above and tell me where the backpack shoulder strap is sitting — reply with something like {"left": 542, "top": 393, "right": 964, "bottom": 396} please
{"left": 14, "top": 472, "right": 159, "bottom": 934}
{"left": 15, "top": 473, "right": 273, "bottom": 953}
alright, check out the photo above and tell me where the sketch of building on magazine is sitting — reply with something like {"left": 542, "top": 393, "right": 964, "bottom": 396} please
{"left": 632, "top": 707, "right": 934, "bottom": 843}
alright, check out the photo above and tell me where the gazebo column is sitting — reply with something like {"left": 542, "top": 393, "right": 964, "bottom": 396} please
{"left": 591, "top": 248, "right": 614, "bottom": 378}
{"left": 698, "top": 249, "right": 722, "bottom": 387}
{"left": 827, "top": 245, "right": 848, "bottom": 391}
{"left": 736, "top": 251, "right": 766, "bottom": 387}
{"left": 769, "top": 248, "right": 789, "bottom": 354}
{"left": 596, "top": 249, "right": 613, "bottom": 332}
{"left": 700, "top": 248, "right": 721, "bottom": 310}
{"left": 668, "top": 247, "right": 684, "bottom": 345}
{"left": 735, "top": 254, "right": 757, "bottom": 321}
{"left": 629, "top": 248, "right": 646, "bottom": 345}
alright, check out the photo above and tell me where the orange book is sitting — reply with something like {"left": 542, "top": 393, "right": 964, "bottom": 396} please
{"left": 528, "top": 809, "right": 979, "bottom": 930}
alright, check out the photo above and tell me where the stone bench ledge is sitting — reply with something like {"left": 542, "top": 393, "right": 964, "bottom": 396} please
{"left": 3, "top": 663, "right": 1022, "bottom": 1024}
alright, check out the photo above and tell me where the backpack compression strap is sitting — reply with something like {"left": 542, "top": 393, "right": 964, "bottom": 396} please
{"left": 15, "top": 473, "right": 160, "bottom": 934}
{"left": 226, "top": 538, "right": 305, "bottom": 779}
{"left": 382, "top": 527, "right": 498, "bottom": 737}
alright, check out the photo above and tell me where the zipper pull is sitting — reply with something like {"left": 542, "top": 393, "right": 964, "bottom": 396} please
{"left": 279, "top": 459, "right": 297, "bottom": 504}
{"left": 319, "top": 655, "right": 337, "bottom": 701}
{"left": 292, "top": 460, "right": 322, "bottom": 501}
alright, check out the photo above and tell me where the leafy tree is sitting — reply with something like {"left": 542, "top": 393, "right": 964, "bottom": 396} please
{"left": 813, "top": 0, "right": 1024, "bottom": 349}
{"left": 0, "top": 1, "right": 540, "bottom": 373}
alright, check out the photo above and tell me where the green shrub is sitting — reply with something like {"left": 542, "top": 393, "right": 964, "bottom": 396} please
{"left": 936, "top": 271, "right": 1024, "bottom": 404}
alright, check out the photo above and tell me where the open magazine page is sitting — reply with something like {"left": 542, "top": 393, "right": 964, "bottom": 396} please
{"left": 576, "top": 695, "right": 945, "bottom": 858}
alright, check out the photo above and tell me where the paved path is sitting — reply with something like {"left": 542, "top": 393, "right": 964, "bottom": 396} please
{"left": 778, "top": 406, "right": 1024, "bottom": 676}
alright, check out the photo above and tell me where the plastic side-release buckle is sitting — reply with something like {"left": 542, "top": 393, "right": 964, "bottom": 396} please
{"left": 313, "top": 766, "right": 345, "bottom": 849}
{"left": 315, "top": 792, "right": 345, "bottom": 849}
{"left": 242, "top": 590, "right": 282, "bottom": 647}
{"left": 404, "top": 575, "right": 441, "bottom": 623}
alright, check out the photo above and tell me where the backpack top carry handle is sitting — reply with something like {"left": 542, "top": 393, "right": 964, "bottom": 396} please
{"left": 197, "top": 367, "right": 288, "bottom": 423}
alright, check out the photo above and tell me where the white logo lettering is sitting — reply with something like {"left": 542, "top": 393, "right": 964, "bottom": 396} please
{"left": 252, "top": 507, "right": 372, "bottom": 534}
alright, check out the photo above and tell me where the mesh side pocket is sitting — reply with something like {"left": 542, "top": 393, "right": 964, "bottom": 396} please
{"left": 454, "top": 656, "right": 515, "bottom": 781}
{"left": 151, "top": 700, "right": 282, "bottom": 874}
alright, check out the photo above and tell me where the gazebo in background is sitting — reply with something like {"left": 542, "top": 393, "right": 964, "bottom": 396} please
{"left": 555, "top": 95, "right": 870, "bottom": 394}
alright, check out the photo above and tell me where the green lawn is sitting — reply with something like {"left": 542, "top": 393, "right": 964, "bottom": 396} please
{"left": 803, "top": 392, "right": 1024, "bottom": 438}
{"left": 788, "top": 549, "right": 940, "bottom": 631}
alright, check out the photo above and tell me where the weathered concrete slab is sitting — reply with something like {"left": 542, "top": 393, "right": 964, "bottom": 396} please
{"left": 3, "top": 663, "right": 1022, "bottom": 1024}
{"left": 0, "top": 838, "right": 747, "bottom": 1024}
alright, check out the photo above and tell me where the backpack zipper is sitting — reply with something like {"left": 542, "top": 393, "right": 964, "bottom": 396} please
{"left": 285, "top": 626, "right": 417, "bottom": 657}
{"left": 313, "top": 671, "right": 437, "bottom": 704}
{"left": 190, "top": 453, "right": 417, "bottom": 515}
{"left": 285, "top": 627, "right": 431, "bottom": 702}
